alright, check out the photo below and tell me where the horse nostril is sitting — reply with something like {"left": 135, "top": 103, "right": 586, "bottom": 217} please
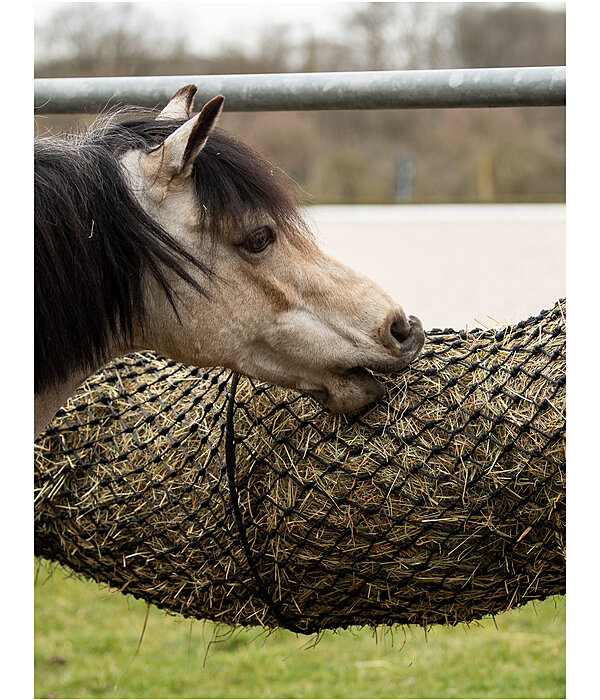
{"left": 390, "top": 313, "right": 412, "bottom": 344}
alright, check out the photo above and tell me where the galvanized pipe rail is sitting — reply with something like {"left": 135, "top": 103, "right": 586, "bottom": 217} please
{"left": 34, "top": 66, "right": 565, "bottom": 114}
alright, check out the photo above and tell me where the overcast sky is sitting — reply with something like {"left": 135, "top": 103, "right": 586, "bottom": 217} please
{"left": 34, "top": 1, "right": 566, "bottom": 61}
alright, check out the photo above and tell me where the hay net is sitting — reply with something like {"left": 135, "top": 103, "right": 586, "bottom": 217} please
{"left": 35, "top": 300, "right": 566, "bottom": 634}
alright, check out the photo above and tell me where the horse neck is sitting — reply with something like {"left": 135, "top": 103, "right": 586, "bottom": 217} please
{"left": 34, "top": 369, "right": 91, "bottom": 438}
{"left": 34, "top": 333, "right": 132, "bottom": 439}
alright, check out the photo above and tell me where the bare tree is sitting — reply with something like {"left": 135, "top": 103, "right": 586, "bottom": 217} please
{"left": 35, "top": 3, "right": 189, "bottom": 77}
{"left": 450, "top": 3, "right": 566, "bottom": 68}
{"left": 342, "top": 3, "right": 456, "bottom": 70}
{"left": 344, "top": 2, "right": 402, "bottom": 69}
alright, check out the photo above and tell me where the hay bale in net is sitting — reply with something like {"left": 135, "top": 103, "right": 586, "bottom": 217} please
{"left": 35, "top": 300, "right": 566, "bottom": 633}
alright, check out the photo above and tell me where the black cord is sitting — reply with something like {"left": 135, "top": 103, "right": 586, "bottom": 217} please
{"left": 224, "top": 371, "right": 314, "bottom": 635}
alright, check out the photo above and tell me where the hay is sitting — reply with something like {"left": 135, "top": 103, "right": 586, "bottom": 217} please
{"left": 35, "top": 300, "right": 565, "bottom": 633}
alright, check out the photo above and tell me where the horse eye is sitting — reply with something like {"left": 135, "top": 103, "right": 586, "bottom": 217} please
{"left": 244, "top": 226, "right": 275, "bottom": 253}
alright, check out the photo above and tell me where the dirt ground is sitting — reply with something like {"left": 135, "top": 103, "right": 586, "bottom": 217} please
{"left": 308, "top": 204, "right": 566, "bottom": 331}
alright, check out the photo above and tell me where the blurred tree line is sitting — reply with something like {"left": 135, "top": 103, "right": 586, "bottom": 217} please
{"left": 35, "top": 2, "right": 565, "bottom": 204}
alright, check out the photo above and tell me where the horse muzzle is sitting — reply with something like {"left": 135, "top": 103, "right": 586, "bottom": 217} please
{"left": 386, "top": 314, "right": 425, "bottom": 370}
{"left": 314, "top": 315, "right": 425, "bottom": 414}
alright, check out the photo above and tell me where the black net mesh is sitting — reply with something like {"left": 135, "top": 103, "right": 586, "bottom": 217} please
{"left": 35, "top": 300, "right": 566, "bottom": 634}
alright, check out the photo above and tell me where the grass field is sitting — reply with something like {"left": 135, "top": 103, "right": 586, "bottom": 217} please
{"left": 35, "top": 561, "right": 565, "bottom": 699}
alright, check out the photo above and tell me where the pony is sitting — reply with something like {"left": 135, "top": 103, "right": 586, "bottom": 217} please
{"left": 34, "top": 85, "right": 424, "bottom": 437}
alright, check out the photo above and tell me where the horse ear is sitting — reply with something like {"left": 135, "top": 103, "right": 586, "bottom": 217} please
{"left": 157, "top": 84, "right": 198, "bottom": 121}
{"left": 158, "top": 95, "right": 225, "bottom": 177}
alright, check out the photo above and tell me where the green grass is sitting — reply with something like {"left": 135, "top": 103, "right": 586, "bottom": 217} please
{"left": 35, "top": 561, "right": 565, "bottom": 699}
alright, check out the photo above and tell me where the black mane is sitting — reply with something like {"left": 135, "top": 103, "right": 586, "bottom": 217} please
{"left": 35, "top": 111, "right": 305, "bottom": 396}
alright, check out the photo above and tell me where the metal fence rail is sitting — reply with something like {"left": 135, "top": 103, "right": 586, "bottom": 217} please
{"left": 34, "top": 66, "right": 565, "bottom": 114}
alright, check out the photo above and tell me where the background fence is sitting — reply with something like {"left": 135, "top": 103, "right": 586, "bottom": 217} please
{"left": 35, "top": 66, "right": 566, "bottom": 114}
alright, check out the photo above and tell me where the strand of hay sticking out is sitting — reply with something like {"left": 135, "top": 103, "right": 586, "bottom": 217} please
{"left": 35, "top": 300, "right": 565, "bottom": 633}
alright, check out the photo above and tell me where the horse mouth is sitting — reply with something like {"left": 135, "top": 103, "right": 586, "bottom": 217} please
{"left": 304, "top": 366, "right": 385, "bottom": 413}
{"left": 307, "top": 320, "right": 426, "bottom": 414}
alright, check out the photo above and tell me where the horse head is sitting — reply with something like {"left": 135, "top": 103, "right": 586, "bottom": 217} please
{"left": 118, "top": 86, "right": 425, "bottom": 413}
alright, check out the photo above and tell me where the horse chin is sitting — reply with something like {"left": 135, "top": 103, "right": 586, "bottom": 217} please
{"left": 307, "top": 367, "right": 386, "bottom": 414}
